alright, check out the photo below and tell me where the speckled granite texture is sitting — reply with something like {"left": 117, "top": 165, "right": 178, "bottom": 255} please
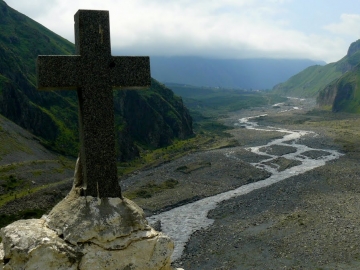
{"left": 37, "top": 10, "right": 151, "bottom": 198}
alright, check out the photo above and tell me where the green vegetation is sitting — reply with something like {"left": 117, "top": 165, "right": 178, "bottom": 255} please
{"left": 167, "top": 84, "right": 285, "bottom": 141}
{"left": 317, "top": 63, "right": 360, "bottom": 113}
{"left": 0, "top": 157, "right": 74, "bottom": 215}
{"left": 175, "top": 162, "right": 211, "bottom": 174}
{"left": 0, "top": 1, "right": 193, "bottom": 161}
{"left": 0, "top": 177, "right": 70, "bottom": 209}
{"left": 116, "top": 85, "right": 285, "bottom": 175}
{"left": 274, "top": 39, "right": 360, "bottom": 114}
{"left": 274, "top": 39, "right": 360, "bottom": 98}
{"left": 117, "top": 135, "right": 213, "bottom": 175}
{"left": 273, "top": 63, "right": 342, "bottom": 97}
{"left": 303, "top": 110, "right": 360, "bottom": 153}
{"left": 125, "top": 179, "right": 179, "bottom": 199}
{"left": 0, "top": 117, "right": 33, "bottom": 156}
{"left": 168, "top": 83, "right": 285, "bottom": 115}
{"left": 1, "top": 175, "right": 22, "bottom": 192}
{"left": 0, "top": 0, "right": 79, "bottom": 156}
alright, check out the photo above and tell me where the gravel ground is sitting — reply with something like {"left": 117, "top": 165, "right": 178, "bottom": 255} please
{"left": 174, "top": 153, "right": 360, "bottom": 269}
{"left": 0, "top": 115, "right": 74, "bottom": 217}
{"left": 170, "top": 100, "right": 360, "bottom": 269}
{"left": 0, "top": 180, "right": 72, "bottom": 216}
{"left": 123, "top": 98, "right": 360, "bottom": 270}
{"left": 121, "top": 147, "right": 272, "bottom": 216}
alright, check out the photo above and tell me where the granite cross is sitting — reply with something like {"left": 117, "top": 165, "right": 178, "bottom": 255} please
{"left": 37, "top": 10, "right": 151, "bottom": 198}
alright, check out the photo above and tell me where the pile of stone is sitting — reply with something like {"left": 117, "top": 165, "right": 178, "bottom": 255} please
{"left": 0, "top": 191, "right": 175, "bottom": 269}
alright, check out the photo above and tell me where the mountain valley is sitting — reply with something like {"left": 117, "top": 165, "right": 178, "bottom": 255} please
{"left": 2, "top": 1, "right": 360, "bottom": 269}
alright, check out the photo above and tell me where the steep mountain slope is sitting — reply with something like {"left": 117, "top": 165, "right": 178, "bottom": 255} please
{"left": 316, "top": 40, "right": 360, "bottom": 113}
{"left": 273, "top": 40, "right": 360, "bottom": 97}
{"left": 0, "top": 113, "right": 74, "bottom": 220}
{"left": 317, "top": 63, "right": 360, "bottom": 113}
{"left": 0, "top": 114, "right": 74, "bottom": 180}
{"left": 114, "top": 79, "right": 193, "bottom": 160}
{"left": 0, "top": 0, "right": 77, "bottom": 154}
{"left": 0, "top": 0, "right": 193, "bottom": 160}
{"left": 0, "top": 113, "right": 58, "bottom": 165}
{"left": 150, "top": 56, "right": 324, "bottom": 90}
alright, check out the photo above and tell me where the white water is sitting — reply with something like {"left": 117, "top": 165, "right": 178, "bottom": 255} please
{"left": 148, "top": 114, "right": 343, "bottom": 261}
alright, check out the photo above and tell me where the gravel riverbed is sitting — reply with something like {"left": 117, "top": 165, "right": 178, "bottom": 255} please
{"left": 127, "top": 99, "right": 360, "bottom": 269}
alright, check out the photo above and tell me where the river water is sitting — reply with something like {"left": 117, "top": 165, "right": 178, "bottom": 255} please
{"left": 148, "top": 113, "right": 343, "bottom": 261}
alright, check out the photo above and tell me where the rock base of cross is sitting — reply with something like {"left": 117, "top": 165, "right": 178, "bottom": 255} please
{"left": 0, "top": 187, "right": 183, "bottom": 270}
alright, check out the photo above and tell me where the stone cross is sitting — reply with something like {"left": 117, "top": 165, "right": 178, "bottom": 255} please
{"left": 37, "top": 10, "right": 151, "bottom": 198}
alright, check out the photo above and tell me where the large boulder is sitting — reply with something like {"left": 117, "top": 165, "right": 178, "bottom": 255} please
{"left": 0, "top": 192, "right": 176, "bottom": 270}
{"left": 0, "top": 243, "right": 3, "bottom": 270}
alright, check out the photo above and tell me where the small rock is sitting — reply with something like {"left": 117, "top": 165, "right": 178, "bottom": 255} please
{"left": 152, "top": 220, "right": 162, "bottom": 231}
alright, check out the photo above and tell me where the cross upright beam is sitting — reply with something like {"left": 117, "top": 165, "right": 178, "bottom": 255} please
{"left": 37, "top": 10, "right": 151, "bottom": 198}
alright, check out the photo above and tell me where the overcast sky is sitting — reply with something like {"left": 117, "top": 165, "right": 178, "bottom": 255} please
{"left": 5, "top": 0, "right": 360, "bottom": 63}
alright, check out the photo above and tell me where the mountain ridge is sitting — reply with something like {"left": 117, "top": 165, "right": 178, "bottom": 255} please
{"left": 273, "top": 39, "right": 360, "bottom": 98}
{"left": 149, "top": 56, "right": 325, "bottom": 90}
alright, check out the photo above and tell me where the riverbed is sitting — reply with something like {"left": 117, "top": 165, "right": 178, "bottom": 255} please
{"left": 148, "top": 112, "right": 343, "bottom": 261}
{"left": 168, "top": 102, "right": 360, "bottom": 269}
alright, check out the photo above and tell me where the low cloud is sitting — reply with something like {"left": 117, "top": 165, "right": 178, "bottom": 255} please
{"left": 324, "top": 14, "right": 360, "bottom": 38}
{"left": 4, "top": 0, "right": 58, "bottom": 18}
{"left": 4, "top": 0, "right": 356, "bottom": 63}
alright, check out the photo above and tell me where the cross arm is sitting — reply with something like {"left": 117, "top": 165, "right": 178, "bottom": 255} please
{"left": 37, "top": 56, "right": 80, "bottom": 90}
{"left": 110, "top": 56, "right": 151, "bottom": 89}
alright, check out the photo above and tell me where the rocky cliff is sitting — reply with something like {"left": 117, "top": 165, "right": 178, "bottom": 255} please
{"left": 316, "top": 40, "right": 360, "bottom": 113}
{"left": 317, "top": 64, "right": 360, "bottom": 113}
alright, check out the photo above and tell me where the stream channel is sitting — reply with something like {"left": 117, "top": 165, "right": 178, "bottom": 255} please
{"left": 147, "top": 113, "right": 343, "bottom": 261}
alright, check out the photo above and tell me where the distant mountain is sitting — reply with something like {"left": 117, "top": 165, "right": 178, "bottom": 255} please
{"left": 0, "top": 0, "right": 193, "bottom": 161}
{"left": 150, "top": 56, "right": 325, "bottom": 90}
{"left": 273, "top": 40, "right": 360, "bottom": 98}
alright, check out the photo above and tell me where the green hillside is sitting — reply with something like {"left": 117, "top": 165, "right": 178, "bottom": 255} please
{"left": 273, "top": 40, "right": 360, "bottom": 98}
{"left": 167, "top": 83, "right": 286, "bottom": 117}
{"left": 0, "top": 0, "right": 193, "bottom": 160}
{"left": 272, "top": 63, "right": 341, "bottom": 97}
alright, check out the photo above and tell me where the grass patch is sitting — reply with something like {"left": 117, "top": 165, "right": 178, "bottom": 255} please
{"left": 0, "top": 178, "right": 70, "bottom": 209}
{"left": 117, "top": 132, "right": 218, "bottom": 176}
{"left": 1, "top": 175, "right": 23, "bottom": 192}
{"left": 0, "top": 125, "right": 33, "bottom": 156}
{"left": 31, "top": 170, "right": 43, "bottom": 176}
{"left": 0, "top": 164, "right": 19, "bottom": 173}
{"left": 124, "top": 179, "right": 179, "bottom": 199}
{"left": 304, "top": 111, "right": 360, "bottom": 153}
{"left": 168, "top": 83, "right": 286, "bottom": 113}
{"left": 175, "top": 162, "right": 212, "bottom": 174}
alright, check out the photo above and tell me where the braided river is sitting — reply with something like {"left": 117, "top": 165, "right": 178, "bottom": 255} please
{"left": 148, "top": 113, "right": 343, "bottom": 261}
